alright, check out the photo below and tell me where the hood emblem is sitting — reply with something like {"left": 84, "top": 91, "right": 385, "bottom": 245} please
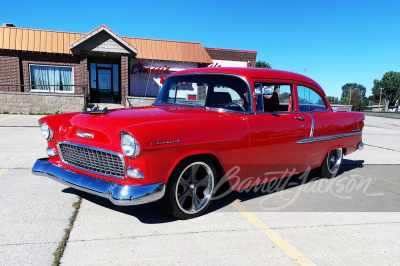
{"left": 76, "top": 131, "right": 94, "bottom": 139}
{"left": 151, "top": 139, "right": 181, "bottom": 146}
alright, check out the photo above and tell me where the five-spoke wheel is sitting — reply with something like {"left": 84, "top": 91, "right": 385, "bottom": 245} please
{"left": 165, "top": 157, "right": 216, "bottom": 219}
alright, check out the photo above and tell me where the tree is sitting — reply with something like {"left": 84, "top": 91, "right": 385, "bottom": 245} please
{"left": 256, "top": 61, "right": 272, "bottom": 69}
{"left": 367, "top": 95, "right": 378, "bottom": 106}
{"left": 372, "top": 71, "right": 400, "bottom": 106}
{"left": 340, "top": 89, "right": 363, "bottom": 111}
{"left": 326, "top": 96, "right": 339, "bottom": 104}
{"left": 341, "top": 83, "right": 366, "bottom": 98}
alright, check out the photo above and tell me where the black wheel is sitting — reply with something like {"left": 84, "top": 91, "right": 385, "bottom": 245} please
{"left": 164, "top": 157, "right": 216, "bottom": 219}
{"left": 317, "top": 148, "right": 343, "bottom": 178}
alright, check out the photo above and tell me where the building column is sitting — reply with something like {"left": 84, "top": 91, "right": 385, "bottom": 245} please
{"left": 121, "top": 55, "right": 129, "bottom": 107}
{"left": 77, "top": 50, "right": 89, "bottom": 105}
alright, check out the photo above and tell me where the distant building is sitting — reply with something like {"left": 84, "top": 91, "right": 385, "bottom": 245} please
{"left": 331, "top": 104, "right": 352, "bottom": 112}
{"left": 0, "top": 24, "right": 257, "bottom": 112}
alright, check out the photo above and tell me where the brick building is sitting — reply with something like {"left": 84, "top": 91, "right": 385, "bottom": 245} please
{"left": 0, "top": 24, "right": 257, "bottom": 112}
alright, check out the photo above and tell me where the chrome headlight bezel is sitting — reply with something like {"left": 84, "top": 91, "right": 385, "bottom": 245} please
{"left": 39, "top": 121, "right": 54, "bottom": 141}
{"left": 120, "top": 132, "right": 140, "bottom": 158}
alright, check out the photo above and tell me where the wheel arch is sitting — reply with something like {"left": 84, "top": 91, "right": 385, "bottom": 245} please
{"left": 317, "top": 144, "right": 347, "bottom": 167}
{"left": 164, "top": 151, "right": 227, "bottom": 187}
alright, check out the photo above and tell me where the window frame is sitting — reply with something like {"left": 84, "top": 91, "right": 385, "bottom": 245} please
{"left": 29, "top": 64, "right": 75, "bottom": 93}
{"left": 252, "top": 80, "right": 295, "bottom": 114}
{"left": 294, "top": 82, "right": 331, "bottom": 113}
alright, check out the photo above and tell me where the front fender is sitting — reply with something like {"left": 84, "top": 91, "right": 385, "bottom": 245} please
{"left": 121, "top": 115, "right": 249, "bottom": 185}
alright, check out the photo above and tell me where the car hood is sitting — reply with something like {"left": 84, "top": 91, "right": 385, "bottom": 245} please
{"left": 62, "top": 106, "right": 234, "bottom": 145}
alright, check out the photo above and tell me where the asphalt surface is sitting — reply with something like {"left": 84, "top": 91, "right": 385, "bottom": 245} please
{"left": 0, "top": 114, "right": 399, "bottom": 265}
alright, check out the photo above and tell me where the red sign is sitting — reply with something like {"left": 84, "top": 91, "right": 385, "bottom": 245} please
{"left": 337, "top": 106, "right": 351, "bottom": 111}
{"left": 131, "top": 62, "right": 170, "bottom": 75}
{"left": 208, "top": 62, "right": 222, "bottom": 68}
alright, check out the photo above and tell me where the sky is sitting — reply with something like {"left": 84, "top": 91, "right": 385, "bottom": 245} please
{"left": 1, "top": 0, "right": 399, "bottom": 98}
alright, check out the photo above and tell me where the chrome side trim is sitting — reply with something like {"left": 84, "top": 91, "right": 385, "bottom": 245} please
{"left": 309, "top": 113, "right": 315, "bottom": 138}
{"left": 297, "top": 131, "right": 362, "bottom": 144}
{"left": 32, "top": 158, "right": 165, "bottom": 206}
{"left": 57, "top": 141, "right": 126, "bottom": 180}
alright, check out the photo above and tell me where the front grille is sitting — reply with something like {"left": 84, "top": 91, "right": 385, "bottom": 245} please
{"left": 58, "top": 142, "right": 125, "bottom": 179}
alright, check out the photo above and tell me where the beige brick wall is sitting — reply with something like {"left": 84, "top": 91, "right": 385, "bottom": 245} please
{"left": 0, "top": 92, "right": 84, "bottom": 114}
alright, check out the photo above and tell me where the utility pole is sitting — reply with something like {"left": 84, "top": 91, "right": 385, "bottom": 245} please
{"left": 349, "top": 89, "right": 352, "bottom": 105}
{"left": 379, "top": 88, "right": 383, "bottom": 111}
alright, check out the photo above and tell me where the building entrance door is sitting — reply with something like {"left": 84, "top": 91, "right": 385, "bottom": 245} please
{"left": 89, "top": 62, "right": 120, "bottom": 103}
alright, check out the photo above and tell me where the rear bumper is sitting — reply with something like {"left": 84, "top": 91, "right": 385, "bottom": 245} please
{"left": 32, "top": 158, "right": 165, "bottom": 206}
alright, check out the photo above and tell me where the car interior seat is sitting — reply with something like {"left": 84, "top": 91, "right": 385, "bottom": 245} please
{"left": 263, "top": 92, "right": 279, "bottom": 112}
{"left": 209, "top": 92, "right": 232, "bottom": 108}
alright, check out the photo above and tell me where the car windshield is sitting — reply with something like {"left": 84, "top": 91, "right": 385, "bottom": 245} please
{"left": 154, "top": 74, "right": 251, "bottom": 112}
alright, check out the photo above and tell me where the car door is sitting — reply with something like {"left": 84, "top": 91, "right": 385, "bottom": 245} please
{"left": 247, "top": 81, "right": 311, "bottom": 183}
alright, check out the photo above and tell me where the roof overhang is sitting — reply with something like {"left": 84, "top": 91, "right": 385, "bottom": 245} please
{"left": 69, "top": 25, "right": 137, "bottom": 56}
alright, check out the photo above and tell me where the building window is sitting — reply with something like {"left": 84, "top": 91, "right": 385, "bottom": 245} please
{"left": 30, "top": 65, "right": 74, "bottom": 92}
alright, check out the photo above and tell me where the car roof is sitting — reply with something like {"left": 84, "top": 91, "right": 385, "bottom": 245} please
{"left": 170, "top": 67, "right": 326, "bottom": 96}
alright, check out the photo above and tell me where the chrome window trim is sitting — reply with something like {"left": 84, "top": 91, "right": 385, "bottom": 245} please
{"left": 154, "top": 73, "right": 255, "bottom": 115}
{"left": 297, "top": 131, "right": 362, "bottom": 144}
{"left": 57, "top": 141, "right": 126, "bottom": 179}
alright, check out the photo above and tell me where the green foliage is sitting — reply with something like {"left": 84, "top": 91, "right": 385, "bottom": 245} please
{"left": 341, "top": 83, "right": 366, "bottom": 98}
{"left": 340, "top": 89, "right": 363, "bottom": 111}
{"left": 361, "top": 98, "right": 367, "bottom": 111}
{"left": 255, "top": 61, "right": 272, "bottom": 69}
{"left": 367, "top": 95, "right": 378, "bottom": 106}
{"left": 1, "top": 111, "right": 9, "bottom": 114}
{"left": 326, "top": 96, "right": 339, "bottom": 104}
{"left": 372, "top": 71, "right": 400, "bottom": 106}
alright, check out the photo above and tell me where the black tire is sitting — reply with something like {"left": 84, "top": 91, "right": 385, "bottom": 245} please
{"left": 316, "top": 148, "right": 343, "bottom": 179}
{"left": 164, "top": 156, "right": 216, "bottom": 220}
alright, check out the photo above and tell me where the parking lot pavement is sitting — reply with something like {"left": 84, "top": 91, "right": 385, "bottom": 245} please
{"left": 0, "top": 114, "right": 47, "bottom": 169}
{"left": 0, "top": 169, "right": 78, "bottom": 265}
{"left": 0, "top": 114, "right": 77, "bottom": 265}
{"left": 344, "top": 115, "right": 400, "bottom": 164}
{"left": 0, "top": 114, "right": 399, "bottom": 265}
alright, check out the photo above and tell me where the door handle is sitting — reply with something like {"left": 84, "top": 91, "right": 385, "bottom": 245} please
{"left": 295, "top": 116, "right": 305, "bottom": 121}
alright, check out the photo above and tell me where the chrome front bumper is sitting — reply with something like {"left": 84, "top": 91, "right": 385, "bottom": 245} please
{"left": 32, "top": 158, "right": 165, "bottom": 206}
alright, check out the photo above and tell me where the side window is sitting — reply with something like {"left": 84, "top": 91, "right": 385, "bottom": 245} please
{"left": 254, "top": 83, "right": 293, "bottom": 112}
{"left": 297, "top": 85, "right": 327, "bottom": 112}
{"left": 209, "top": 84, "right": 250, "bottom": 112}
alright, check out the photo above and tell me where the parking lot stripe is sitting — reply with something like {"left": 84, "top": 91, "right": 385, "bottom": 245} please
{"left": 232, "top": 200, "right": 315, "bottom": 266}
{"left": 353, "top": 170, "right": 400, "bottom": 186}
{"left": 0, "top": 115, "right": 20, "bottom": 122}
{"left": 0, "top": 169, "right": 9, "bottom": 177}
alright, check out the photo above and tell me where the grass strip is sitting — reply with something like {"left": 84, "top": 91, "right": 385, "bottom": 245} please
{"left": 53, "top": 196, "right": 82, "bottom": 266}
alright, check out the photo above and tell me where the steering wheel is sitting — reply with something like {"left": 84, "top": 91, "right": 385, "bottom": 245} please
{"left": 225, "top": 102, "right": 246, "bottom": 112}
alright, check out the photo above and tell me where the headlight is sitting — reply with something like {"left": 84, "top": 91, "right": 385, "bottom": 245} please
{"left": 120, "top": 132, "right": 140, "bottom": 158}
{"left": 40, "top": 122, "right": 53, "bottom": 141}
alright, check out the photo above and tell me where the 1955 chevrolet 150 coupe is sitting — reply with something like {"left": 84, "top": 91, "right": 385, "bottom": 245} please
{"left": 32, "top": 68, "right": 364, "bottom": 219}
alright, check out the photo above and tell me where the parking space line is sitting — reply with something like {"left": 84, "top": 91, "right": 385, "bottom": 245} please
{"left": 0, "top": 115, "right": 20, "bottom": 122}
{"left": 232, "top": 200, "right": 315, "bottom": 266}
{"left": 352, "top": 170, "right": 400, "bottom": 186}
{"left": 0, "top": 169, "right": 9, "bottom": 177}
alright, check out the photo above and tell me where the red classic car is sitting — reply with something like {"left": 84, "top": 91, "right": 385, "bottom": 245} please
{"left": 32, "top": 68, "right": 364, "bottom": 219}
